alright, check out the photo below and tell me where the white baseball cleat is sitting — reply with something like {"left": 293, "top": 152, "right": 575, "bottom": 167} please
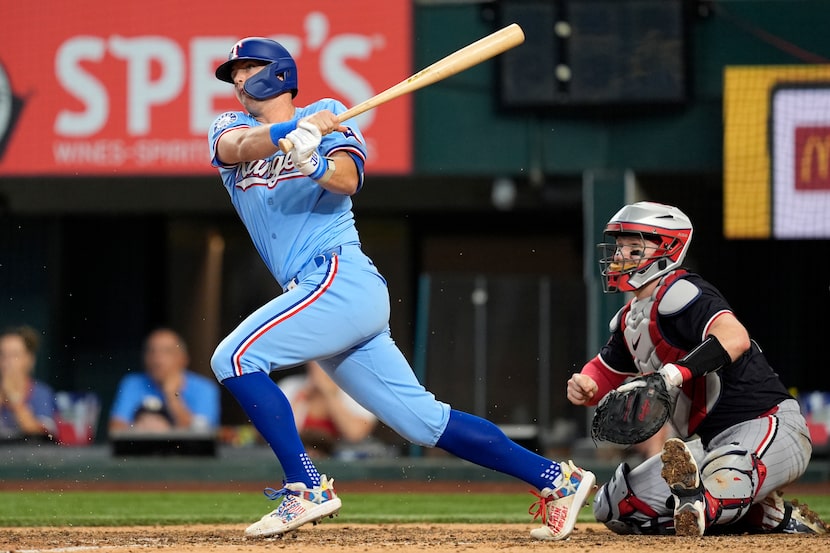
{"left": 245, "top": 475, "right": 341, "bottom": 537}
{"left": 661, "top": 438, "right": 706, "bottom": 537}
{"left": 782, "top": 498, "right": 829, "bottom": 534}
{"left": 529, "top": 460, "right": 596, "bottom": 540}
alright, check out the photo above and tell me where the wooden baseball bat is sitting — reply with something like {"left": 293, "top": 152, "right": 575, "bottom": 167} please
{"left": 278, "top": 23, "right": 525, "bottom": 153}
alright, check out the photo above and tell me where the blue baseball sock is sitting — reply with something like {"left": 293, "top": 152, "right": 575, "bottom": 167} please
{"left": 222, "top": 372, "right": 320, "bottom": 488}
{"left": 435, "top": 409, "right": 562, "bottom": 491}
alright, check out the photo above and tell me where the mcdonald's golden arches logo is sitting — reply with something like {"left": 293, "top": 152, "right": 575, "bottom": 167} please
{"left": 797, "top": 126, "right": 830, "bottom": 190}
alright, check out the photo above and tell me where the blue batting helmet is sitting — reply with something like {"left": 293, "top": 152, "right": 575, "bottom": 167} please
{"left": 215, "top": 37, "right": 298, "bottom": 100}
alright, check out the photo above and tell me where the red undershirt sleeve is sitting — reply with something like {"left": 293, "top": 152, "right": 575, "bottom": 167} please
{"left": 580, "top": 355, "right": 630, "bottom": 406}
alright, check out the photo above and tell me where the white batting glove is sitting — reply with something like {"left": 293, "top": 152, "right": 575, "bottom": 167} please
{"left": 286, "top": 120, "right": 328, "bottom": 180}
{"left": 658, "top": 363, "right": 685, "bottom": 389}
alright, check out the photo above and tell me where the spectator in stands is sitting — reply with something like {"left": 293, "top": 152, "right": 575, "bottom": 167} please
{"left": 109, "top": 328, "right": 220, "bottom": 434}
{"left": 0, "top": 325, "right": 57, "bottom": 441}
{"left": 277, "top": 361, "right": 378, "bottom": 458}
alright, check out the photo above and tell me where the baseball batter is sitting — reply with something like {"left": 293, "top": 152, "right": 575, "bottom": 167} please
{"left": 208, "top": 37, "right": 595, "bottom": 540}
{"left": 567, "top": 201, "right": 825, "bottom": 536}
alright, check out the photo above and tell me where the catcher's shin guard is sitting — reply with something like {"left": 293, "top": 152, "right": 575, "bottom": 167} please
{"left": 698, "top": 443, "right": 762, "bottom": 526}
{"left": 593, "top": 463, "right": 673, "bottom": 535}
{"left": 662, "top": 439, "right": 766, "bottom": 536}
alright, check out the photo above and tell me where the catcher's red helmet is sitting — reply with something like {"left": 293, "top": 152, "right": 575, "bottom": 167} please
{"left": 598, "top": 201, "right": 693, "bottom": 293}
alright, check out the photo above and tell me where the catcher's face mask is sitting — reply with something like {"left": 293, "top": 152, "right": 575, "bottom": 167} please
{"left": 597, "top": 201, "right": 693, "bottom": 293}
{"left": 599, "top": 234, "right": 664, "bottom": 292}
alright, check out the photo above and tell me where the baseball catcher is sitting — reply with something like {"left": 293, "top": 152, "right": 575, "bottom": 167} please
{"left": 567, "top": 201, "right": 826, "bottom": 537}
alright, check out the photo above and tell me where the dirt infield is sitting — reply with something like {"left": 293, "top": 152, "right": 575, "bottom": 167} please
{"left": 4, "top": 481, "right": 830, "bottom": 552}
{"left": 4, "top": 522, "right": 830, "bottom": 553}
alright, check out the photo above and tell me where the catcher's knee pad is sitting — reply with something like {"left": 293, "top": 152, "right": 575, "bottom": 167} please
{"left": 593, "top": 463, "right": 672, "bottom": 535}
{"left": 699, "top": 443, "right": 765, "bottom": 525}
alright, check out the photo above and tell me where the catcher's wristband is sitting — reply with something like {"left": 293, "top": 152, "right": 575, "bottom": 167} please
{"left": 677, "top": 334, "right": 732, "bottom": 379}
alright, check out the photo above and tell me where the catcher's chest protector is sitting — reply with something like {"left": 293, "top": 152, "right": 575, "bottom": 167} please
{"left": 621, "top": 271, "right": 723, "bottom": 438}
{"left": 623, "top": 297, "right": 662, "bottom": 374}
{"left": 621, "top": 272, "right": 688, "bottom": 374}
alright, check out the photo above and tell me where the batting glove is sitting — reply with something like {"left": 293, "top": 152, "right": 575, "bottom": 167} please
{"left": 286, "top": 120, "right": 328, "bottom": 181}
{"left": 658, "top": 363, "right": 691, "bottom": 389}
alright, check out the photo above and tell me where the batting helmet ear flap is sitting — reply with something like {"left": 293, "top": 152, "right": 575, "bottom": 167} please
{"left": 243, "top": 60, "right": 298, "bottom": 100}
{"left": 215, "top": 37, "right": 299, "bottom": 99}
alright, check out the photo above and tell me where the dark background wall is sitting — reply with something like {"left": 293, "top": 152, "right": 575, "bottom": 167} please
{"left": 1, "top": 0, "right": 828, "bottom": 440}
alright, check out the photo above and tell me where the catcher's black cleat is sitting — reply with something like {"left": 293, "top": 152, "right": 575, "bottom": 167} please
{"left": 661, "top": 438, "right": 706, "bottom": 537}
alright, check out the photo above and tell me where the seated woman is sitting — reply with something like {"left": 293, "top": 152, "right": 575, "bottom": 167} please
{"left": 0, "top": 325, "right": 57, "bottom": 442}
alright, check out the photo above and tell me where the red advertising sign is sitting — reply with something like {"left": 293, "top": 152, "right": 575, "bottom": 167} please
{"left": 0, "top": 1, "right": 412, "bottom": 176}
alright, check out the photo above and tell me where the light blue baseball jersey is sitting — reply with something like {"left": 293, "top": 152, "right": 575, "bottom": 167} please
{"left": 208, "top": 98, "right": 368, "bottom": 289}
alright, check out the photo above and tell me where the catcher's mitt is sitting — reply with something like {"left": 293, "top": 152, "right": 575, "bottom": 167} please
{"left": 591, "top": 373, "right": 673, "bottom": 445}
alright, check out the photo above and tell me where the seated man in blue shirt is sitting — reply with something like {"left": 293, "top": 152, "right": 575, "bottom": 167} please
{"left": 109, "top": 328, "right": 220, "bottom": 433}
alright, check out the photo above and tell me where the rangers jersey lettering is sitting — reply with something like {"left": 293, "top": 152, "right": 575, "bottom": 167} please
{"left": 208, "top": 98, "right": 367, "bottom": 288}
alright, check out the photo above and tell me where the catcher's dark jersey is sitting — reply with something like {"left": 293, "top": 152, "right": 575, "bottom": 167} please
{"left": 599, "top": 270, "right": 792, "bottom": 445}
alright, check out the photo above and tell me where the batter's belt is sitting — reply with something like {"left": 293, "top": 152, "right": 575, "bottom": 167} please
{"left": 286, "top": 244, "right": 362, "bottom": 291}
